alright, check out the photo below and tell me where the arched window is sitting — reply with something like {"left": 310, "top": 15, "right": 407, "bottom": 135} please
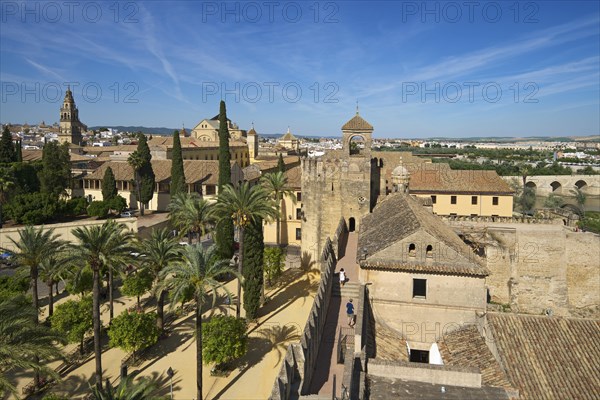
{"left": 348, "top": 135, "right": 365, "bottom": 156}
{"left": 408, "top": 243, "right": 416, "bottom": 257}
{"left": 426, "top": 245, "right": 433, "bottom": 257}
{"left": 550, "top": 181, "right": 562, "bottom": 193}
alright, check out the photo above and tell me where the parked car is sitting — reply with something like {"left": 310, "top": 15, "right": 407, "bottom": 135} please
{"left": 0, "top": 252, "right": 13, "bottom": 266}
{"left": 120, "top": 211, "right": 136, "bottom": 218}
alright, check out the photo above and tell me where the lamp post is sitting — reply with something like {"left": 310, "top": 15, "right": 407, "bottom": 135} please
{"left": 167, "top": 367, "right": 174, "bottom": 399}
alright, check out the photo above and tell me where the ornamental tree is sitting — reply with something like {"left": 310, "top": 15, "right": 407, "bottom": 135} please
{"left": 108, "top": 310, "right": 159, "bottom": 361}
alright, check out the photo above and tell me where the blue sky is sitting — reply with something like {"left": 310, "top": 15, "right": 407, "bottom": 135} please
{"left": 1, "top": 1, "right": 598, "bottom": 138}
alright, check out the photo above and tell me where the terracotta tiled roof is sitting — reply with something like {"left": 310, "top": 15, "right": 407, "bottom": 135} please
{"left": 358, "top": 193, "right": 488, "bottom": 277}
{"left": 252, "top": 156, "right": 300, "bottom": 173}
{"left": 409, "top": 168, "right": 513, "bottom": 195}
{"left": 148, "top": 136, "right": 247, "bottom": 149}
{"left": 21, "top": 150, "right": 94, "bottom": 163}
{"left": 247, "top": 128, "right": 257, "bottom": 136}
{"left": 374, "top": 322, "right": 409, "bottom": 361}
{"left": 21, "top": 149, "right": 43, "bottom": 161}
{"left": 488, "top": 312, "right": 600, "bottom": 400}
{"left": 242, "top": 164, "right": 262, "bottom": 182}
{"left": 438, "top": 325, "right": 512, "bottom": 389}
{"left": 368, "top": 375, "right": 509, "bottom": 400}
{"left": 284, "top": 165, "right": 301, "bottom": 188}
{"left": 342, "top": 113, "right": 373, "bottom": 131}
{"left": 85, "top": 160, "right": 231, "bottom": 185}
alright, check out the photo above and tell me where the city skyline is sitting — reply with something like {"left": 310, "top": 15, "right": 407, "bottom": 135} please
{"left": 1, "top": 1, "right": 599, "bottom": 138}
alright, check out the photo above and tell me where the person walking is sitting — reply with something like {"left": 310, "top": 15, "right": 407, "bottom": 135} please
{"left": 339, "top": 268, "right": 346, "bottom": 287}
{"left": 346, "top": 298, "right": 355, "bottom": 326}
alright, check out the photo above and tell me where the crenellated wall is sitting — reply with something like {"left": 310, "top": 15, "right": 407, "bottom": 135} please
{"left": 270, "top": 219, "right": 348, "bottom": 400}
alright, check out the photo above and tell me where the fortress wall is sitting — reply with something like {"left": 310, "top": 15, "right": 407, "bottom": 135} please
{"left": 461, "top": 222, "right": 600, "bottom": 318}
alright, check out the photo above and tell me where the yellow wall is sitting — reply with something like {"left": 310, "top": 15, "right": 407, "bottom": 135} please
{"left": 176, "top": 147, "right": 249, "bottom": 168}
{"left": 264, "top": 191, "right": 302, "bottom": 245}
{"left": 415, "top": 193, "right": 513, "bottom": 217}
{"left": 81, "top": 183, "right": 220, "bottom": 212}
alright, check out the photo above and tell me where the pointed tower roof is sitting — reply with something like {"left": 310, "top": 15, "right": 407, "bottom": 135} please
{"left": 247, "top": 122, "right": 257, "bottom": 136}
{"left": 281, "top": 126, "right": 297, "bottom": 141}
{"left": 64, "top": 86, "right": 74, "bottom": 102}
{"left": 342, "top": 107, "right": 373, "bottom": 131}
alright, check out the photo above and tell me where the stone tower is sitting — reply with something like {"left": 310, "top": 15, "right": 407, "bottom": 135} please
{"left": 247, "top": 123, "right": 259, "bottom": 161}
{"left": 301, "top": 110, "right": 377, "bottom": 267}
{"left": 59, "top": 87, "right": 86, "bottom": 145}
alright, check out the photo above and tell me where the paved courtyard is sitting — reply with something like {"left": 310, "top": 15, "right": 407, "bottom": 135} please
{"left": 12, "top": 247, "right": 320, "bottom": 400}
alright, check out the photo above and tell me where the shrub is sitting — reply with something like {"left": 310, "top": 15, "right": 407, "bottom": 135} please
{"left": 87, "top": 200, "right": 109, "bottom": 218}
{"left": 202, "top": 315, "right": 247, "bottom": 368}
{"left": 5, "top": 192, "right": 62, "bottom": 224}
{"left": 108, "top": 310, "right": 159, "bottom": 360}
{"left": 63, "top": 197, "right": 88, "bottom": 216}
{"left": 107, "top": 195, "right": 127, "bottom": 213}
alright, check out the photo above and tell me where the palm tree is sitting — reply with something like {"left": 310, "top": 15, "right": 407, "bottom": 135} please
{"left": 90, "top": 375, "right": 166, "bottom": 400}
{"left": 212, "top": 182, "right": 277, "bottom": 318}
{"left": 70, "top": 220, "right": 136, "bottom": 391}
{"left": 518, "top": 162, "right": 532, "bottom": 188}
{"left": 570, "top": 186, "right": 587, "bottom": 218}
{"left": 159, "top": 244, "right": 237, "bottom": 400}
{"left": 38, "top": 252, "right": 69, "bottom": 317}
{"left": 260, "top": 171, "right": 297, "bottom": 246}
{"left": 0, "top": 167, "right": 14, "bottom": 229}
{"left": 8, "top": 226, "right": 66, "bottom": 323}
{"left": 0, "top": 294, "right": 65, "bottom": 398}
{"left": 168, "top": 192, "right": 213, "bottom": 244}
{"left": 127, "top": 151, "right": 145, "bottom": 215}
{"left": 138, "top": 228, "right": 184, "bottom": 331}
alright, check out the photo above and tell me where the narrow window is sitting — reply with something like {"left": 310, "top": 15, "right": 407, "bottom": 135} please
{"left": 295, "top": 228, "right": 302, "bottom": 240}
{"left": 451, "top": 195, "right": 457, "bottom": 205}
{"left": 426, "top": 245, "right": 433, "bottom": 258}
{"left": 413, "top": 278, "right": 426, "bottom": 298}
{"left": 408, "top": 243, "right": 416, "bottom": 257}
{"left": 297, "top": 192, "right": 302, "bottom": 202}
{"left": 493, "top": 196, "right": 499, "bottom": 206}
{"left": 471, "top": 196, "right": 478, "bottom": 205}
{"left": 296, "top": 208, "right": 302, "bottom": 220}
{"left": 431, "top": 195, "right": 436, "bottom": 204}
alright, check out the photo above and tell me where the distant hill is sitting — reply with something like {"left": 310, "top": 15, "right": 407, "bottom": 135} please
{"left": 426, "top": 135, "right": 599, "bottom": 143}
{"left": 88, "top": 127, "right": 599, "bottom": 142}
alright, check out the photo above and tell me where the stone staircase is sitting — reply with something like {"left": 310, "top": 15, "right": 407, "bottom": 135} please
{"left": 332, "top": 281, "right": 360, "bottom": 299}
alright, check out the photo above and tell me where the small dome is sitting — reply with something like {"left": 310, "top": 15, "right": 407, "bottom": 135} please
{"left": 392, "top": 165, "right": 409, "bottom": 178}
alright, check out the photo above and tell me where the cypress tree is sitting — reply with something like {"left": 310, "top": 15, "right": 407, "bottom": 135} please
{"left": 243, "top": 217, "right": 264, "bottom": 319}
{"left": 38, "top": 141, "right": 70, "bottom": 198}
{"left": 277, "top": 153, "right": 285, "bottom": 173}
{"left": 137, "top": 134, "right": 155, "bottom": 215}
{"left": 0, "top": 126, "right": 15, "bottom": 163}
{"left": 170, "top": 131, "right": 186, "bottom": 196}
{"left": 101, "top": 166, "right": 118, "bottom": 201}
{"left": 216, "top": 101, "right": 235, "bottom": 259}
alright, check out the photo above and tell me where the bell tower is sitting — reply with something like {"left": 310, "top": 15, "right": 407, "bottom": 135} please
{"left": 341, "top": 105, "right": 373, "bottom": 157}
{"left": 59, "top": 86, "right": 86, "bottom": 145}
